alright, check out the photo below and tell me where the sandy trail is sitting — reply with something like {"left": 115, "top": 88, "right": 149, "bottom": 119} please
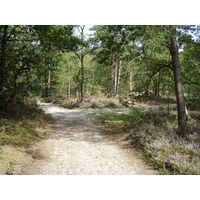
{"left": 23, "top": 103, "right": 159, "bottom": 175}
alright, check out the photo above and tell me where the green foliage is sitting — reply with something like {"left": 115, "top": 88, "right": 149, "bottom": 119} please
{"left": 180, "top": 40, "right": 200, "bottom": 97}
{"left": 0, "top": 25, "right": 199, "bottom": 106}
{"left": 0, "top": 25, "right": 80, "bottom": 108}
{"left": 1, "top": 25, "right": 198, "bottom": 107}
{"left": 0, "top": 125, "right": 10, "bottom": 135}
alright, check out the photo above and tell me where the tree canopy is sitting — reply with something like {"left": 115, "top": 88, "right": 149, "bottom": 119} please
{"left": 1, "top": 25, "right": 200, "bottom": 135}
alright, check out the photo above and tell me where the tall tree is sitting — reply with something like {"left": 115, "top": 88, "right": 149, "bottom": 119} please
{"left": 169, "top": 25, "right": 187, "bottom": 135}
{"left": 73, "top": 25, "right": 97, "bottom": 102}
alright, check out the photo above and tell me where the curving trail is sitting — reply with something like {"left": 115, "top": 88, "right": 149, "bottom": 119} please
{"left": 24, "top": 103, "right": 159, "bottom": 175}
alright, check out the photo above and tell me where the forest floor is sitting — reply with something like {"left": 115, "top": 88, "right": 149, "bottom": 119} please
{"left": 1, "top": 102, "right": 159, "bottom": 175}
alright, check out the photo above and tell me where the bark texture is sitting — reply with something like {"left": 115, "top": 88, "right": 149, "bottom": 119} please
{"left": 109, "top": 55, "right": 113, "bottom": 96}
{"left": 130, "top": 69, "right": 132, "bottom": 92}
{"left": 114, "top": 55, "right": 118, "bottom": 96}
{"left": 0, "top": 26, "right": 8, "bottom": 109}
{"left": 116, "top": 57, "right": 122, "bottom": 97}
{"left": 170, "top": 28, "right": 187, "bottom": 135}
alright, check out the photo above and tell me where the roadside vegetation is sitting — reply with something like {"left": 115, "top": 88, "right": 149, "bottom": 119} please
{"left": 94, "top": 97, "right": 200, "bottom": 175}
{"left": 0, "top": 96, "right": 51, "bottom": 175}
{"left": 0, "top": 97, "right": 48, "bottom": 154}
{"left": 43, "top": 92, "right": 121, "bottom": 109}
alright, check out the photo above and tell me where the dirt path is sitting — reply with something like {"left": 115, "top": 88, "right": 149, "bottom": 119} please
{"left": 20, "top": 103, "right": 159, "bottom": 175}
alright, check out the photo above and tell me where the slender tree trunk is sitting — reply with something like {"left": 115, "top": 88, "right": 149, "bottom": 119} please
{"left": 47, "top": 43, "right": 52, "bottom": 97}
{"left": 47, "top": 57, "right": 51, "bottom": 97}
{"left": 114, "top": 55, "right": 118, "bottom": 96}
{"left": 68, "top": 56, "right": 70, "bottom": 99}
{"left": 76, "top": 88, "right": 79, "bottom": 102}
{"left": 157, "top": 71, "right": 162, "bottom": 97}
{"left": 130, "top": 68, "right": 132, "bottom": 92}
{"left": 109, "top": 55, "right": 113, "bottom": 96}
{"left": 79, "top": 26, "right": 85, "bottom": 102}
{"left": 44, "top": 69, "right": 48, "bottom": 97}
{"left": 0, "top": 25, "right": 8, "bottom": 109}
{"left": 48, "top": 70, "right": 50, "bottom": 92}
{"left": 93, "top": 71, "right": 95, "bottom": 84}
{"left": 170, "top": 26, "right": 187, "bottom": 136}
{"left": 62, "top": 82, "right": 65, "bottom": 97}
{"left": 76, "top": 61, "right": 81, "bottom": 102}
{"left": 116, "top": 57, "right": 122, "bottom": 97}
{"left": 62, "top": 64, "right": 65, "bottom": 97}
{"left": 80, "top": 56, "right": 84, "bottom": 102}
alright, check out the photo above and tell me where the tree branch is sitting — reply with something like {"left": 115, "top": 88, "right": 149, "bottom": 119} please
{"left": 183, "top": 81, "right": 200, "bottom": 86}
{"left": 146, "top": 63, "right": 173, "bottom": 90}
{"left": 74, "top": 52, "right": 80, "bottom": 59}
{"left": 5, "top": 25, "right": 19, "bottom": 42}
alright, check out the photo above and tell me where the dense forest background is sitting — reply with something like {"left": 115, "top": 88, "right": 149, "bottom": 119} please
{"left": 1, "top": 25, "right": 199, "bottom": 135}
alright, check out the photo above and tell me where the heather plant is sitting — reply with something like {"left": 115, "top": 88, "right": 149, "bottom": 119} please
{"left": 96, "top": 107, "right": 200, "bottom": 174}
{"left": 127, "top": 108, "right": 200, "bottom": 175}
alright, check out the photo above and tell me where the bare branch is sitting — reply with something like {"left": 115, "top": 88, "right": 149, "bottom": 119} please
{"left": 77, "top": 25, "right": 85, "bottom": 34}
{"left": 74, "top": 52, "right": 80, "bottom": 59}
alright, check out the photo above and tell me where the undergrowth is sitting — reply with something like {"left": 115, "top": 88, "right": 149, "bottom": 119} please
{"left": 44, "top": 96, "right": 120, "bottom": 109}
{"left": 0, "top": 97, "right": 46, "bottom": 148}
{"left": 96, "top": 106, "right": 200, "bottom": 175}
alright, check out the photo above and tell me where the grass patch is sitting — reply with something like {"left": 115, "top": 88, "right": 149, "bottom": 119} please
{"left": 97, "top": 113, "right": 132, "bottom": 124}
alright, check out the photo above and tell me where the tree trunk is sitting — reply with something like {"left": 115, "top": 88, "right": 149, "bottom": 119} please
{"left": 0, "top": 25, "right": 8, "bottom": 109}
{"left": 80, "top": 56, "right": 84, "bottom": 102}
{"left": 79, "top": 26, "right": 85, "bottom": 102}
{"left": 153, "top": 79, "right": 157, "bottom": 96}
{"left": 116, "top": 58, "right": 122, "bottom": 97}
{"left": 68, "top": 56, "right": 70, "bottom": 99}
{"left": 44, "top": 69, "right": 49, "bottom": 98}
{"left": 130, "top": 69, "right": 132, "bottom": 92}
{"left": 48, "top": 70, "right": 51, "bottom": 92}
{"left": 114, "top": 55, "right": 118, "bottom": 96}
{"left": 62, "top": 64, "right": 65, "bottom": 97}
{"left": 109, "top": 55, "right": 113, "bottom": 96}
{"left": 44, "top": 70, "right": 47, "bottom": 97}
{"left": 170, "top": 27, "right": 187, "bottom": 136}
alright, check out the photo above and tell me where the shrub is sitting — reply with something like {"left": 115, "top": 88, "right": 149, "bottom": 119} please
{"left": 127, "top": 108, "right": 200, "bottom": 175}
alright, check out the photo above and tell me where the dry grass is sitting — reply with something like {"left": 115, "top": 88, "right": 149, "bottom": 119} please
{"left": 47, "top": 95, "right": 121, "bottom": 109}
